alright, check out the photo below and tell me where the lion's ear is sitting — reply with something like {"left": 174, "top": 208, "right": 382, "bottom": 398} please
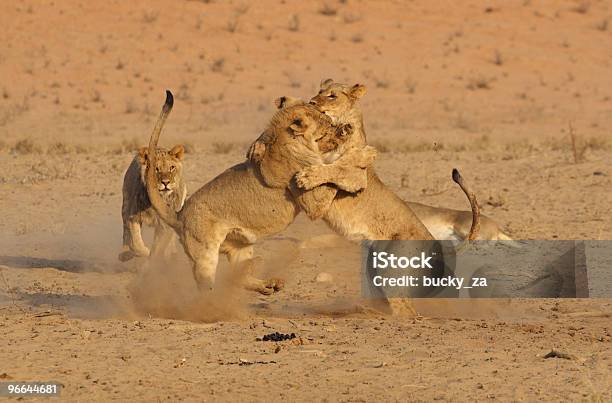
{"left": 320, "top": 78, "right": 334, "bottom": 89}
{"left": 274, "top": 96, "right": 288, "bottom": 109}
{"left": 138, "top": 147, "right": 149, "bottom": 165}
{"left": 288, "top": 118, "right": 308, "bottom": 136}
{"left": 274, "top": 96, "right": 303, "bottom": 109}
{"left": 247, "top": 141, "right": 266, "bottom": 164}
{"left": 348, "top": 83, "right": 366, "bottom": 100}
{"left": 169, "top": 144, "right": 185, "bottom": 160}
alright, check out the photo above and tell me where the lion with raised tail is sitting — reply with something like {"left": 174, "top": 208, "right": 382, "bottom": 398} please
{"left": 143, "top": 91, "right": 370, "bottom": 294}
{"left": 301, "top": 79, "right": 510, "bottom": 242}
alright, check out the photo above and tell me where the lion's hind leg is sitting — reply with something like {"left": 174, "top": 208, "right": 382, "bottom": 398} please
{"left": 118, "top": 219, "right": 150, "bottom": 261}
{"left": 183, "top": 227, "right": 226, "bottom": 291}
{"left": 224, "top": 243, "right": 284, "bottom": 295}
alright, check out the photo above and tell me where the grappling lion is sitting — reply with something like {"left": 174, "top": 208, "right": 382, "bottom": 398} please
{"left": 300, "top": 79, "right": 509, "bottom": 242}
{"left": 143, "top": 91, "right": 374, "bottom": 294}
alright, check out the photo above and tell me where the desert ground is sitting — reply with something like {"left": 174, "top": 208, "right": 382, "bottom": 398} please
{"left": 0, "top": 0, "right": 611, "bottom": 401}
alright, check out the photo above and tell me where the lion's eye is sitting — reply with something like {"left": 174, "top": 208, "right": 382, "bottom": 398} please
{"left": 328, "top": 94, "right": 336, "bottom": 99}
{"left": 170, "top": 165, "right": 175, "bottom": 172}
{"left": 155, "top": 167, "right": 160, "bottom": 173}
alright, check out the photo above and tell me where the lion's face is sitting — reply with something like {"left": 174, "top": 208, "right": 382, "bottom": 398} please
{"left": 309, "top": 79, "right": 366, "bottom": 123}
{"left": 285, "top": 107, "right": 332, "bottom": 146}
{"left": 247, "top": 102, "right": 334, "bottom": 166}
{"left": 138, "top": 145, "right": 185, "bottom": 195}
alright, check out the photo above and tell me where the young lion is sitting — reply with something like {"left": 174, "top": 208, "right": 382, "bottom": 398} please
{"left": 144, "top": 91, "right": 369, "bottom": 294}
{"left": 119, "top": 145, "right": 186, "bottom": 262}
{"left": 303, "top": 79, "right": 508, "bottom": 241}
{"left": 248, "top": 95, "right": 378, "bottom": 220}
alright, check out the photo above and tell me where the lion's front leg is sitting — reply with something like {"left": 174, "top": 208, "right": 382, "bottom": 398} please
{"left": 118, "top": 219, "right": 150, "bottom": 261}
{"left": 295, "top": 146, "right": 377, "bottom": 192}
{"left": 289, "top": 182, "right": 337, "bottom": 220}
{"left": 294, "top": 165, "right": 334, "bottom": 190}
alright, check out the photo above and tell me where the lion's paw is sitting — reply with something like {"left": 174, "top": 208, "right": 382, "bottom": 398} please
{"left": 295, "top": 167, "right": 325, "bottom": 190}
{"left": 118, "top": 251, "right": 135, "bottom": 262}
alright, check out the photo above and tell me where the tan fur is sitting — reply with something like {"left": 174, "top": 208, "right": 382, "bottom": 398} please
{"left": 248, "top": 96, "right": 378, "bottom": 219}
{"left": 407, "top": 202, "right": 511, "bottom": 241}
{"left": 302, "top": 80, "right": 507, "bottom": 242}
{"left": 251, "top": 85, "right": 436, "bottom": 316}
{"left": 118, "top": 145, "right": 186, "bottom": 262}
{"left": 145, "top": 94, "right": 351, "bottom": 294}
{"left": 284, "top": 81, "right": 434, "bottom": 242}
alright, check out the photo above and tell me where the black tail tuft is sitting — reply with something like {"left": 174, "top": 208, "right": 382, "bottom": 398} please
{"left": 163, "top": 90, "right": 174, "bottom": 112}
{"left": 452, "top": 168, "right": 461, "bottom": 184}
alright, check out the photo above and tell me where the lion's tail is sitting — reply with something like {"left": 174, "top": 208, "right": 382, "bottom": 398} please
{"left": 145, "top": 90, "right": 182, "bottom": 231}
{"left": 452, "top": 168, "right": 480, "bottom": 241}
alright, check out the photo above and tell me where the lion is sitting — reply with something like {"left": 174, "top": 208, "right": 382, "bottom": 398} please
{"left": 249, "top": 95, "right": 378, "bottom": 220}
{"left": 262, "top": 91, "right": 467, "bottom": 243}
{"left": 253, "top": 85, "right": 483, "bottom": 315}
{"left": 301, "top": 78, "right": 509, "bottom": 242}
{"left": 143, "top": 91, "right": 373, "bottom": 295}
{"left": 118, "top": 145, "right": 187, "bottom": 262}
{"left": 251, "top": 95, "right": 438, "bottom": 316}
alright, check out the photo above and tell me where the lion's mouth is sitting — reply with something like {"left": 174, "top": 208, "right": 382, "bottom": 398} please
{"left": 322, "top": 110, "right": 339, "bottom": 124}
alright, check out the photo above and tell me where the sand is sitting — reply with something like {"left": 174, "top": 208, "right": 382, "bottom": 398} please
{"left": 0, "top": 0, "right": 610, "bottom": 401}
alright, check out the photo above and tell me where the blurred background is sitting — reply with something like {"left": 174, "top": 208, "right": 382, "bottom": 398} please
{"left": 1, "top": 0, "right": 611, "bottom": 153}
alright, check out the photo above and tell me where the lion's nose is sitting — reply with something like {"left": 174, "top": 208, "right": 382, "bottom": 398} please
{"left": 161, "top": 179, "right": 170, "bottom": 186}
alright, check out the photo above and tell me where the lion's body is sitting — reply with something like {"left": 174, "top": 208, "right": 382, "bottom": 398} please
{"left": 146, "top": 100, "right": 354, "bottom": 294}
{"left": 300, "top": 80, "right": 509, "bottom": 242}
{"left": 407, "top": 202, "right": 511, "bottom": 241}
{"left": 295, "top": 82, "right": 433, "bottom": 242}
{"left": 119, "top": 147, "right": 186, "bottom": 262}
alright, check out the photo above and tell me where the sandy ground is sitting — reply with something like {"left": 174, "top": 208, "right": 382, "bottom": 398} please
{"left": 1, "top": 0, "right": 611, "bottom": 401}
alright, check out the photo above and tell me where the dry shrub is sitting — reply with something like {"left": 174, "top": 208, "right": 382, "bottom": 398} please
{"left": 176, "top": 84, "right": 191, "bottom": 102}
{"left": 404, "top": 78, "right": 417, "bottom": 94}
{"left": 142, "top": 10, "right": 159, "bottom": 23}
{"left": 492, "top": 49, "right": 503, "bottom": 65}
{"left": 288, "top": 14, "right": 300, "bottom": 31}
{"left": 351, "top": 33, "right": 364, "bottom": 43}
{"left": 318, "top": 3, "right": 337, "bottom": 16}
{"left": 47, "top": 142, "right": 73, "bottom": 155}
{"left": 453, "top": 114, "right": 478, "bottom": 132}
{"left": 571, "top": 1, "right": 590, "bottom": 14}
{"left": 374, "top": 76, "right": 390, "bottom": 89}
{"left": 369, "top": 139, "right": 391, "bottom": 153}
{"left": 226, "top": 18, "right": 239, "bottom": 33}
{"left": 211, "top": 58, "right": 225, "bottom": 73}
{"left": 342, "top": 12, "right": 362, "bottom": 24}
{"left": 125, "top": 99, "right": 137, "bottom": 114}
{"left": 211, "top": 141, "right": 235, "bottom": 154}
{"left": 13, "top": 139, "right": 40, "bottom": 154}
{"left": 0, "top": 97, "right": 30, "bottom": 126}
{"left": 114, "top": 137, "right": 141, "bottom": 154}
{"left": 466, "top": 75, "right": 492, "bottom": 90}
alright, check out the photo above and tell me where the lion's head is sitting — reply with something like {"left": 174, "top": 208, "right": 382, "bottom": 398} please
{"left": 138, "top": 145, "right": 185, "bottom": 196}
{"left": 308, "top": 79, "right": 366, "bottom": 123}
{"left": 248, "top": 103, "right": 346, "bottom": 188}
